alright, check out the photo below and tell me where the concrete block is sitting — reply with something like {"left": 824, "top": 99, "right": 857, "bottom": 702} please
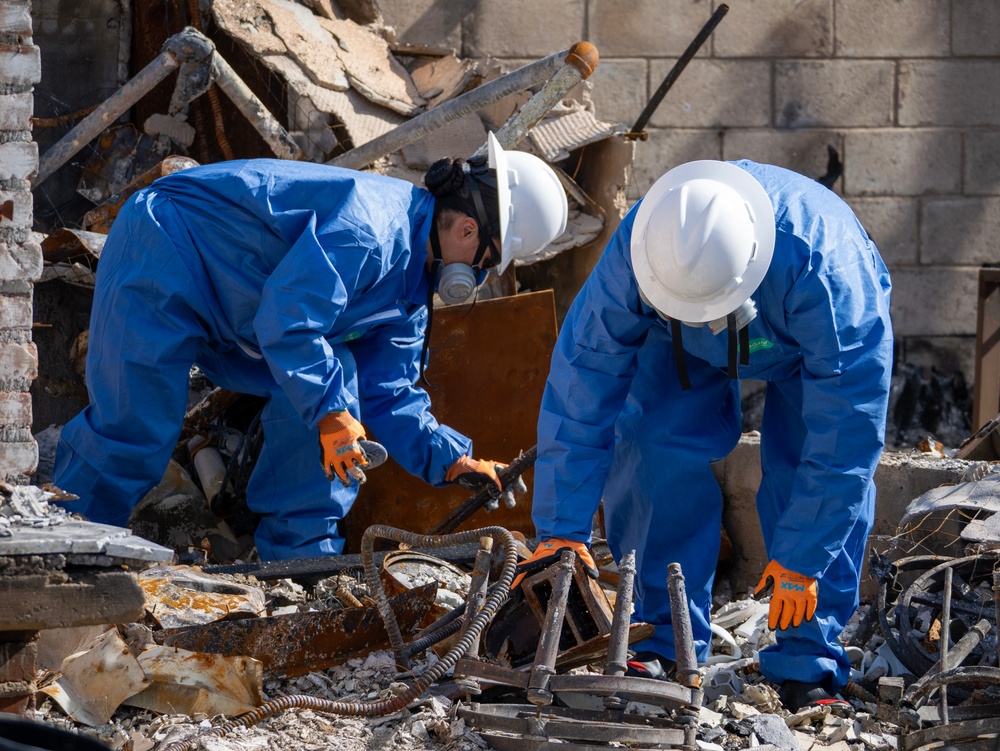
{"left": 775, "top": 61, "right": 894, "bottom": 128}
{"left": 713, "top": 0, "right": 833, "bottom": 57}
{"left": 0, "top": 570, "right": 145, "bottom": 631}
{"left": 0, "top": 439, "right": 36, "bottom": 479}
{"left": 0, "top": 93, "right": 32, "bottom": 132}
{"left": 952, "top": 0, "right": 1000, "bottom": 56}
{"left": 0, "top": 294, "right": 31, "bottom": 330}
{"left": 377, "top": 0, "right": 462, "bottom": 52}
{"left": 647, "top": 59, "right": 771, "bottom": 128}
{"left": 589, "top": 0, "right": 712, "bottom": 58}
{"left": 0, "top": 45, "right": 39, "bottom": 86}
{"left": 0, "top": 342, "right": 37, "bottom": 382}
{"left": 964, "top": 131, "right": 1000, "bottom": 195}
{"left": 0, "top": 189, "right": 31, "bottom": 228}
{"left": 0, "top": 636, "right": 36, "bottom": 684}
{"left": 0, "top": 1, "right": 31, "bottom": 35}
{"left": 587, "top": 58, "right": 648, "bottom": 127}
{"left": 900, "top": 61, "right": 1000, "bottom": 127}
{"left": 844, "top": 197, "right": 919, "bottom": 267}
{"left": 0, "top": 239, "right": 41, "bottom": 283}
{"left": 0, "top": 142, "right": 36, "bottom": 182}
{"left": 844, "top": 130, "right": 961, "bottom": 196}
{"left": 628, "top": 128, "right": 722, "bottom": 199}
{"left": 835, "top": 0, "right": 949, "bottom": 57}
{"left": 889, "top": 266, "right": 979, "bottom": 337}
{"left": 719, "top": 434, "right": 979, "bottom": 599}
{"left": 0, "top": 392, "right": 31, "bottom": 428}
{"left": 464, "top": 0, "right": 584, "bottom": 58}
{"left": 922, "top": 197, "right": 1000, "bottom": 266}
{"left": 723, "top": 129, "right": 843, "bottom": 185}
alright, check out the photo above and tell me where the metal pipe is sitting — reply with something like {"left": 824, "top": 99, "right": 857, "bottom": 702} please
{"left": 328, "top": 43, "right": 598, "bottom": 171}
{"left": 604, "top": 550, "right": 636, "bottom": 678}
{"left": 211, "top": 54, "right": 303, "bottom": 161}
{"left": 474, "top": 42, "right": 599, "bottom": 154}
{"left": 940, "top": 566, "right": 952, "bottom": 724}
{"left": 668, "top": 562, "right": 701, "bottom": 688}
{"left": 903, "top": 618, "right": 991, "bottom": 708}
{"left": 527, "top": 549, "right": 575, "bottom": 707}
{"left": 35, "top": 47, "right": 182, "bottom": 187}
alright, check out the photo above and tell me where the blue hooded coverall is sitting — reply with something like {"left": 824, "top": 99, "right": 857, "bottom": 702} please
{"left": 54, "top": 159, "right": 473, "bottom": 561}
{"left": 532, "top": 161, "right": 893, "bottom": 689}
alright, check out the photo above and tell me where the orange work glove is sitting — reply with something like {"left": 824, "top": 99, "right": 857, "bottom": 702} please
{"left": 754, "top": 559, "right": 818, "bottom": 630}
{"left": 445, "top": 455, "right": 503, "bottom": 497}
{"left": 318, "top": 411, "right": 369, "bottom": 487}
{"left": 511, "top": 538, "right": 599, "bottom": 589}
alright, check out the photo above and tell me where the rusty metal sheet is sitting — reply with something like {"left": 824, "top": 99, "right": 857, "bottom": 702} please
{"left": 81, "top": 155, "right": 200, "bottom": 234}
{"left": 40, "top": 228, "right": 106, "bottom": 267}
{"left": 340, "top": 291, "right": 558, "bottom": 551}
{"left": 153, "top": 583, "right": 436, "bottom": 677}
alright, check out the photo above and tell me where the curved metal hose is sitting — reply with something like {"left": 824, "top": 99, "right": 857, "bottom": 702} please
{"left": 158, "top": 525, "right": 519, "bottom": 751}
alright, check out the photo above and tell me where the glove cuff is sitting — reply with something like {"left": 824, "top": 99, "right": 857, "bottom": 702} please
{"left": 445, "top": 455, "right": 479, "bottom": 482}
{"left": 320, "top": 410, "right": 362, "bottom": 434}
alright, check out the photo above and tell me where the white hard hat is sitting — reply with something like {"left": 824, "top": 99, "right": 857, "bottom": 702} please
{"left": 488, "top": 132, "right": 568, "bottom": 274}
{"left": 630, "top": 160, "right": 775, "bottom": 323}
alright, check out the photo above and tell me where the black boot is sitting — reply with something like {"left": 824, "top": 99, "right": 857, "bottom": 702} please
{"left": 625, "top": 651, "right": 677, "bottom": 681}
{"left": 778, "top": 679, "right": 852, "bottom": 713}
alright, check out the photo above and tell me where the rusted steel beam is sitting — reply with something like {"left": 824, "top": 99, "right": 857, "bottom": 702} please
{"left": 668, "top": 562, "right": 700, "bottom": 689}
{"left": 153, "top": 584, "right": 436, "bottom": 677}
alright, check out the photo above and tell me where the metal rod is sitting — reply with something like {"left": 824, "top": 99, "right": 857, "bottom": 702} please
{"left": 329, "top": 43, "right": 597, "bottom": 171}
{"left": 628, "top": 4, "right": 730, "bottom": 137}
{"left": 527, "top": 549, "right": 575, "bottom": 707}
{"left": 35, "top": 49, "right": 181, "bottom": 187}
{"left": 461, "top": 536, "right": 494, "bottom": 659}
{"left": 939, "top": 566, "right": 953, "bottom": 724}
{"left": 211, "top": 54, "right": 302, "bottom": 161}
{"left": 604, "top": 550, "right": 636, "bottom": 678}
{"left": 668, "top": 562, "right": 701, "bottom": 688}
{"left": 430, "top": 447, "right": 537, "bottom": 535}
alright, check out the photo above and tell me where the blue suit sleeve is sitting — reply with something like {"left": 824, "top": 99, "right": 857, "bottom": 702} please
{"left": 253, "top": 218, "right": 366, "bottom": 427}
{"left": 349, "top": 307, "right": 472, "bottom": 486}
{"left": 769, "top": 235, "right": 893, "bottom": 579}
{"left": 533, "top": 224, "right": 655, "bottom": 543}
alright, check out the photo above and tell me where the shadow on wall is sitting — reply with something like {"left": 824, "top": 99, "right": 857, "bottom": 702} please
{"left": 740, "top": 361, "right": 972, "bottom": 452}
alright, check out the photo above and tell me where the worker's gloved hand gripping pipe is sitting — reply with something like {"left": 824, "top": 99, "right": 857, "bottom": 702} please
{"left": 754, "top": 559, "right": 818, "bottom": 630}
{"left": 511, "top": 538, "right": 600, "bottom": 588}
{"left": 318, "top": 410, "right": 370, "bottom": 486}
{"left": 446, "top": 455, "right": 504, "bottom": 496}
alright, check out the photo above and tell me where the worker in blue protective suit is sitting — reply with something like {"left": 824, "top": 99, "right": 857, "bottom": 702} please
{"left": 53, "top": 132, "right": 568, "bottom": 562}
{"left": 519, "top": 160, "right": 893, "bottom": 712}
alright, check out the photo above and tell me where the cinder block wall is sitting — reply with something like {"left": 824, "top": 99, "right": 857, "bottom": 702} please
{"left": 0, "top": 0, "right": 40, "bottom": 483}
{"left": 380, "top": 0, "right": 1000, "bottom": 390}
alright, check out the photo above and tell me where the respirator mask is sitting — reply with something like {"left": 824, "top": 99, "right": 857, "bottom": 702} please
{"left": 436, "top": 263, "right": 491, "bottom": 305}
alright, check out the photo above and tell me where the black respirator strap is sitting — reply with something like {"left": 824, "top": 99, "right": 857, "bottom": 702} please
{"left": 420, "top": 219, "right": 445, "bottom": 388}
{"left": 465, "top": 173, "right": 497, "bottom": 268}
{"left": 727, "top": 312, "right": 738, "bottom": 379}
{"left": 670, "top": 319, "right": 691, "bottom": 391}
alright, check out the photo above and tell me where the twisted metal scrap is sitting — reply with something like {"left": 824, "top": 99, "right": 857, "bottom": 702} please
{"left": 158, "top": 524, "right": 519, "bottom": 751}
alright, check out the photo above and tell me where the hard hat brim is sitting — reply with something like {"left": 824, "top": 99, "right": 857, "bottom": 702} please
{"left": 630, "top": 160, "right": 776, "bottom": 323}
{"left": 487, "top": 132, "right": 513, "bottom": 273}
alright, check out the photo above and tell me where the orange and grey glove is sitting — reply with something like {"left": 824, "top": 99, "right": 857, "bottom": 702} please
{"left": 445, "top": 455, "right": 503, "bottom": 498}
{"left": 754, "top": 559, "right": 818, "bottom": 630}
{"left": 511, "top": 538, "right": 599, "bottom": 589}
{"left": 318, "top": 411, "right": 369, "bottom": 487}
